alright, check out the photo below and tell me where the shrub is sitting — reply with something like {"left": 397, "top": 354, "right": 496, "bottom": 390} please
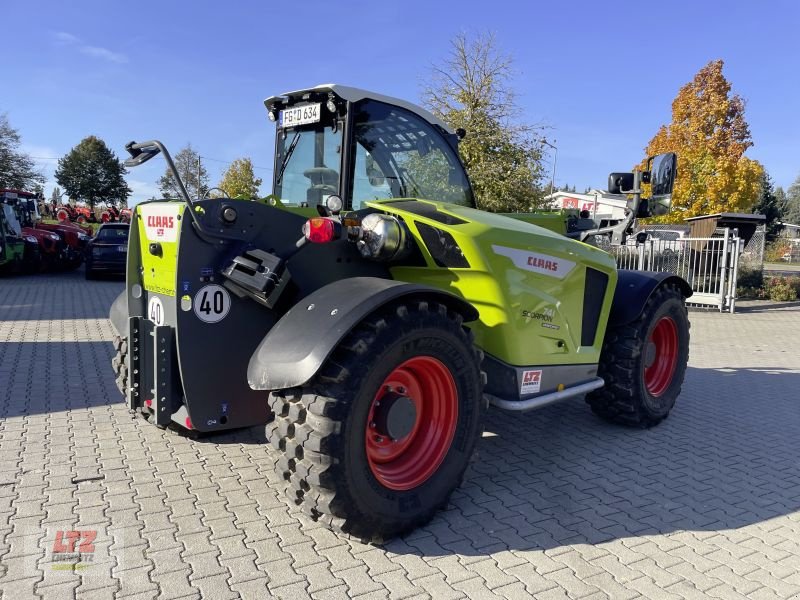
{"left": 763, "top": 276, "right": 798, "bottom": 301}
{"left": 737, "top": 267, "right": 763, "bottom": 290}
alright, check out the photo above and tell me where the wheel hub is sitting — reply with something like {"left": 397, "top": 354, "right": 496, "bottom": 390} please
{"left": 373, "top": 391, "right": 417, "bottom": 441}
{"left": 365, "top": 356, "right": 459, "bottom": 491}
{"left": 643, "top": 316, "right": 679, "bottom": 397}
{"left": 644, "top": 341, "right": 657, "bottom": 368}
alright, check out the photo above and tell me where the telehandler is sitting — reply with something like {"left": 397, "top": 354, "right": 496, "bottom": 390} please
{"left": 110, "top": 84, "right": 690, "bottom": 538}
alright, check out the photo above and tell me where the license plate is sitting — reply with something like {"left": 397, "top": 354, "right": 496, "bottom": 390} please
{"left": 117, "top": 245, "right": 126, "bottom": 252}
{"left": 279, "top": 103, "right": 321, "bottom": 128}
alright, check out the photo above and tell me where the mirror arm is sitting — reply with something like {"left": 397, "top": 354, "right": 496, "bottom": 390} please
{"left": 123, "top": 140, "right": 215, "bottom": 239}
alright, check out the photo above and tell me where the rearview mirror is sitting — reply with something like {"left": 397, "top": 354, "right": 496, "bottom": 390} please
{"left": 648, "top": 152, "right": 677, "bottom": 215}
{"left": 608, "top": 172, "right": 634, "bottom": 194}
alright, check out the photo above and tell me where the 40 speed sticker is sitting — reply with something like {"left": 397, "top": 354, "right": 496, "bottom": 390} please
{"left": 148, "top": 296, "right": 165, "bottom": 326}
{"left": 193, "top": 284, "right": 231, "bottom": 323}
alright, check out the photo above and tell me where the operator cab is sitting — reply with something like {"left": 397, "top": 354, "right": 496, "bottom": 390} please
{"left": 264, "top": 85, "right": 475, "bottom": 212}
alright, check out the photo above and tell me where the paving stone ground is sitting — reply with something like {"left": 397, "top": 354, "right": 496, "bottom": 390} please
{"left": 1, "top": 270, "right": 799, "bottom": 599}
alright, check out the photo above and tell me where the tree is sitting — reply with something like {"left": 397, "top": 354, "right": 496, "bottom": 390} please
{"left": 752, "top": 173, "right": 784, "bottom": 235}
{"left": 219, "top": 158, "right": 262, "bottom": 199}
{"left": 55, "top": 136, "right": 131, "bottom": 208}
{"left": 422, "top": 32, "right": 547, "bottom": 212}
{"left": 785, "top": 174, "right": 800, "bottom": 225}
{"left": 50, "top": 186, "right": 62, "bottom": 204}
{"left": 0, "top": 114, "right": 45, "bottom": 190}
{"left": 158, "top": 144, "right": 209, "bottom": 200}
{"left": 642, "top": 60, "right": 763, "bottom": 218}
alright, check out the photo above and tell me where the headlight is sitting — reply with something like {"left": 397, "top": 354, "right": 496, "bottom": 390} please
{"left": 25, "top": 235, "right": 38, "bottom": 243}
{"left": 353, "top": 213, "right": 410, "bottom": 261}
{"left": 48, "top": 233, "right": 61, "bottom": 241}
{"left": 78, "top": 233, "right": 90, "bottom": 241}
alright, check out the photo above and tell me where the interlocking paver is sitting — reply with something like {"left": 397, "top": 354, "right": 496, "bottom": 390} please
{"left": 2, "top": 273, "right": 800, "bottom": 599}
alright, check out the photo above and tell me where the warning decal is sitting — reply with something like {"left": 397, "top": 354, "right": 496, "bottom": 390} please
{"left": 520, "top": 369, "right": 542, "bottom": 395}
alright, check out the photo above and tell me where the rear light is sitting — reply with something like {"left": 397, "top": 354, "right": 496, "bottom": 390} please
{"left": 302, "top": 218, "right": 339, "bottom": 243}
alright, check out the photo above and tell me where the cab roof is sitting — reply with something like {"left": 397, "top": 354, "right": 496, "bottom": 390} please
{"left": 264, "top": 84, "right": 454, "bottom": 134}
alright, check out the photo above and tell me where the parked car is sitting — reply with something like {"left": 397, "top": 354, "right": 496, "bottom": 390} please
{"left": 85, "top": 222, "right": 129, "bottom": 279}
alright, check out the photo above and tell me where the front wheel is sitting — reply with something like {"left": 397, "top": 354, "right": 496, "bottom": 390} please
{"left": 587, "top": 283, "right": 690, "bottom": 427}
{"left": 267, "top": 300, "right": 484, "bottom": 540}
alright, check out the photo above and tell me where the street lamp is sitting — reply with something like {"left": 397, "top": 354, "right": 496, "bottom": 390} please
{"left": 541, "top": 139, "right": 558, "bottom": 199}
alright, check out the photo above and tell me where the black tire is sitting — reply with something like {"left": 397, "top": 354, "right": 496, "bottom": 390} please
{"left": 267, "top": 300, "right": 485, "bottom": 541}
{"left": 112, "top": 335, "right": 128, "bottom": 397}
{"left": 587, "top": 283, "right": 690, "bottom": 428}
{"left": 85, "top": 267, "right": 95, "bottom": 280}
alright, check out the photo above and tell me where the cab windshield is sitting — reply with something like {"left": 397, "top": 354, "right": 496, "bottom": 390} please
{"left": 2, "top": 205, "right": 22, "bottom": 236}
{"left": 273, "top": 120, "right": 343, "bottom": 208}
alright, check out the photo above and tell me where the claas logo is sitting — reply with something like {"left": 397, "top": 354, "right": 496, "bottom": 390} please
{"left": 522, "top": 371, "right": 540, "bottom": 385}
{"left": 147, "top": 215, "right": 174, "bottom": 237}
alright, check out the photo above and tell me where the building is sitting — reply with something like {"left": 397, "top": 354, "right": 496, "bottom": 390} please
{"left": 544, "top": 189, "right": 629, "bottom": 225}
{"left": 778, "top": 222, "right": 800, "bottom": 239}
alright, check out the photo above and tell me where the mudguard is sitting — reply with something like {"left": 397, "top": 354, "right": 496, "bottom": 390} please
{"left": 109, "top": 290, "right": 128, "bottom": 338}
{"left": 247, "top": 277, "right": 479, "bottom": 391}
{"left": 609, "top": 269, "right": 692, "bottom": 326}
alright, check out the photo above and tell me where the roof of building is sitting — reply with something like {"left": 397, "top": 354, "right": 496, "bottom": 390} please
{"left": 684, "top": 212, "right": 766, "bottom": 222}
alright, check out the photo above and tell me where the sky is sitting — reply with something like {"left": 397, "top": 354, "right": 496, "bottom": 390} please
{"left": 3, "top": 0, "right": 800, "bottom": 205}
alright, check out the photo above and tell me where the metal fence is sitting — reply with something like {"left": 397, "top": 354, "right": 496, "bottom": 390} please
{"left": 604, "top": 228, "right": 742, "bottom": 312}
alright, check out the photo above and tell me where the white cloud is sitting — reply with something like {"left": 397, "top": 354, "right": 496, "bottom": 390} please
{"left": 80, "top": 46, "right": 128, "bottom": 64}
{"left": 54, "top": 31, "right": 80, "bottom": 44}
{"left": 51, "top": 31, "right": 128, "bottom": 64}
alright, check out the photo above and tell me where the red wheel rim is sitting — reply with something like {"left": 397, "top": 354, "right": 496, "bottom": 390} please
{"left": 644, "top": 316, "right": 679, "bottom": 397}
{"left": 366, "top": 356, "right": 458, "bottom": 491}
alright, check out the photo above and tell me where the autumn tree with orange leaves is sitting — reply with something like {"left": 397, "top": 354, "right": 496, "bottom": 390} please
{"left": 642, "top": 60, "right": 763, "bottom": 219}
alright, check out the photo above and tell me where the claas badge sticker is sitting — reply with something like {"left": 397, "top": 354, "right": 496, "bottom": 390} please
{"left": 520, "top": 369, "right": 542, "bottom": 395}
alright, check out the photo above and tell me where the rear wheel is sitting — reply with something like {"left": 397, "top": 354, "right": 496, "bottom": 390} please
{"left": 267, "top": 300, "right": 484, "bottom": 540}
{"left": 587, "top": 283, "right": 689, "bottom": 427}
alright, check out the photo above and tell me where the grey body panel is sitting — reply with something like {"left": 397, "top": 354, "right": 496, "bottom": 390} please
{"left": 247, "top": 277, "right": 479, "bottom": 391}
{"left": 609, "top": 270, "right": 692, "bottom": 326}
{"left": 109, "top": 290, "right": 128, "bottom": 338}
{"left": 483, "top": 352, "right": 599, "bottom": 401}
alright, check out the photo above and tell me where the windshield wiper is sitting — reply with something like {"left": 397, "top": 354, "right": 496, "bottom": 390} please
{"left": 276, "top": 131, "right": 302, "bottom": 185}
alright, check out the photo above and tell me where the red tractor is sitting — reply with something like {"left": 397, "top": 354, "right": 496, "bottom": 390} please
{"left": 0, "top": 189, "right": 65, "bottom": 271}
{"left": 58, "top": 202, "right": 131, "bottom": 225}
{"left": 99, "top": 205, "right": 132, "bottom": 223}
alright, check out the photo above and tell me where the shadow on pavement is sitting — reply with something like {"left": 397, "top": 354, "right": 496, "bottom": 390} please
{"left": 0, "top": 269, "right": 124, "bottom": 321}
{"left": 0, "top": 341, "right": 123, "bottom": 418}
{"left": 734, "top": 301, "right": 800, "bottom": 313}
{"left": 386, "top": 365, "right": 800, "bottom": 556}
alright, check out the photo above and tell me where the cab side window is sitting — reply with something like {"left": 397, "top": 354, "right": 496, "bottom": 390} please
{"left": 351, "top": 100, "right": 473, "bottom": 210}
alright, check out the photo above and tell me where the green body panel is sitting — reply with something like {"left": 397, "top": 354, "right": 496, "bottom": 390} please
{"left": 0, "top": 209, "right": 24, "bottom": 267}
{"left": 367, "top": 199, "right": 618, "bottom": 367}
{"left": 0, "top": 240, "right": 24, "bottom": 267}
{"left": 501, "top": 211, "right": 568, "bottom": 235}
{"left": 135, "top": 201, "right": 184, "bottom": 296}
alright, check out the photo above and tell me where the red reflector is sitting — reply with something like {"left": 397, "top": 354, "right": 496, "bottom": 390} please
{"left": 144, "top": 399, "right": 152, "bottom": 408}
{"left": 303, "top": 218, "right": 336, "bottom": 243}
{"left": 185, "top": 417, "right": 193, "bottom": 429}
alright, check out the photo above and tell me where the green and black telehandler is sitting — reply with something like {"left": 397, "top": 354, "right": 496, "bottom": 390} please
{"left": 110, "top": 84, "right": 690, "bottom": 539}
